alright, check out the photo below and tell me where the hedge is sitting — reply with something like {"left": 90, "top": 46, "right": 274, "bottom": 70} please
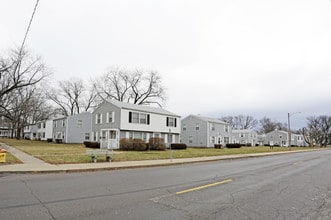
{"left": 149, "top": 137, "right": 166, "bottom": 151}
{"left": 214, "top": 144, "right": 223, "bottom": 149}
{"left": 120, "top": 138, "right": 147, "bottom": 151}
{"left": 47, "top": 138, "right": 53, "bottom": 143}
{"left": 83, "top": 141, "right": 100, "bottom": 149}
{"left": 225, "top": 143, "right": 242, "bottom": 148}
{"left": 170, "top": 143, "right": 187, "bottom": 150}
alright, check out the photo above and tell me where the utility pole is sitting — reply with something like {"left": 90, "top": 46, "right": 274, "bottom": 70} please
{"left": 288, "top": 112, "right": 301, "bottom": 150}
{"left": 288, "top": 113, "right": 291, "bottom": 150}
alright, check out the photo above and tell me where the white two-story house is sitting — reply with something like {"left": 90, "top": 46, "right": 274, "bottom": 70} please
{"left": 92, "top": 99, "right": 181, "bottom": 149}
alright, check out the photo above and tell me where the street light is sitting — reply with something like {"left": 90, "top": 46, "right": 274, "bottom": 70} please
{"left": 287, "top": 112, "right": 301, "bottom": 149}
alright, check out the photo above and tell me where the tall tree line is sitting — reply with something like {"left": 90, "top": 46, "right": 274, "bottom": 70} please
{"left": 0, "top": 49, "right": 166, "bottom": 138}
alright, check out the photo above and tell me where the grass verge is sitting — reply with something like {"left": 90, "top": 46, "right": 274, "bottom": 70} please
{"left": 0, "top": 138, "right": 320, "bottom": 164}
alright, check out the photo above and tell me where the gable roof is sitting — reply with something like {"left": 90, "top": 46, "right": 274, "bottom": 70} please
{"left": 105, "top": 99, "right": 180, "bottom": 117}
{"left": 184, "top": 114, "right": 229, "bottom": 125}
{"left": 232, "top": 129, "right": 257, "bottom": 133}
{"left": 266, "top": 130, "right": 288, "bottom": 135}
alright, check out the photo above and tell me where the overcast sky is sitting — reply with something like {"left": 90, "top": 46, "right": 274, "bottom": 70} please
{"left": 1, "top": 0, "right": 331, "bottom": 128}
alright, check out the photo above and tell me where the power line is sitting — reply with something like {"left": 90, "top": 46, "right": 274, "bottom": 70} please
{"left": 14, "top": 0, "right": 40, "bottom": 75}
{"left": 19, "top": 0, "right": 40, "bottom": 53}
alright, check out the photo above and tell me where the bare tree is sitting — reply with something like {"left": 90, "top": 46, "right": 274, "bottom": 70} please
{"left": 46, "top": 78, "right": 97, "bottom": 116}
{"left": 234, "top": 115, "right": 258, "bottom": 129}
{"left": 220, "top": 116, "right": 234, "bottom": 128}
{"left": 0, "top": 48, "right": 48, "bottom": 104}
{"left": 301, "top": 116, "right": 331, "bottom": 147}
{"left": 258, "top": 117, "right": 287, "bottom": 134}
{"left": 0, "top": 48, "right": 50, "bottom": 136}
{"left": 5, "top": 86, "right": 53, "bottom": 139}
{"left": 94, "top": 67, "right": 166, "bottom": 107}
{"left": 220, "top": 115, "right": 258, "bottom": 130}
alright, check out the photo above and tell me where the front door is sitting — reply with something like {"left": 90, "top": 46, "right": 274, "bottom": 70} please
{"left": 100, "top": 129, "right": 119, "bottom": 149}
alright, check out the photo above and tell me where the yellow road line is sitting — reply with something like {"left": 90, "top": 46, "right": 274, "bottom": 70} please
{"left": 176, "top": 179, "right": 233, "bottom": 195}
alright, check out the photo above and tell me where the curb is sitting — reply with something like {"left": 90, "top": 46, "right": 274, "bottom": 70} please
{"left": 1, "top": 148, "right": 329, "bottom": 174}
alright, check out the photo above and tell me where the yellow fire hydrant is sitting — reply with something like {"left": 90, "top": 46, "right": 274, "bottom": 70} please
{"left": 0, "top": 149, "right": 7, "bottom": 163}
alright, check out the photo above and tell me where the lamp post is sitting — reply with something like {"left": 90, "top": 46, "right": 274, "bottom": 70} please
{"left": 287, "top": 112, "right": 301, "bottom": 150}
{"left": 169, "top": 129, "right": 172, "bottom": 162}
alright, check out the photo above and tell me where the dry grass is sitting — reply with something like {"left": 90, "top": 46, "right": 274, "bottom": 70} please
{"left": 112, "top": 146, "right": 313, "bottom": 162}
{"left": 0, "top": 138, "right": 317, "bottom": 164}
{"left": 0, "top": 152, "right": 22, "bottom": 165}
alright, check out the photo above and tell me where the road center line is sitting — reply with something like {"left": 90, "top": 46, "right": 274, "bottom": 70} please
{"left": 176, "top": 179, "right": 233, "bottom": 195}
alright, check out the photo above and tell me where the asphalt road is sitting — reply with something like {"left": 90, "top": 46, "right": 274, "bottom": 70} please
{"left": 1, "top": 149, "right": 331, "bottom": 220}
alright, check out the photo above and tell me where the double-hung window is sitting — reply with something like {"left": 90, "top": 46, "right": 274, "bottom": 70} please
{"left": 96, "top": 114, "right": 102, "bottom": 124}
{"left": 129, "top": 112, "right": 150, "bottom": 125}
{"left": 107, "top": 112, "right": 115, "bottom": 123}
{"left": 166, "top": 117, "right": 177, "bottom": 127}
{"left": 140, "top": 113, "right": 147, "bottom": 124}
{"left": 77, "top": 120, "right": 83, "bottom": 128}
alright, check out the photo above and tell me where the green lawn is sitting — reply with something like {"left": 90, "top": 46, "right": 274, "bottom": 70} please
{"left": 0, "top": 138, "right": 317, "bottom": 164}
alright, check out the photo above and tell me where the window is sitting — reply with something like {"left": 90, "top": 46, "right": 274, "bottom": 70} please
{"left": 107, "top": 112, "right": 114, "bottom": 123}
{"left": 240, "top": 133, "right": 245, "bottom": 138}
{"left": 166, "top": 117, "right": 177, "bottom": 127}
{"left": 38, "top": 123, "right": 41, "bottom": 129}
{"left": 85, "top": 133, "right": 90, "bottom": 141}
{"left": 279, "top": 135, "right": 283, "bottom": 139}
{"left": 140, "top": 113, "right": 147, "bottom": 124}
{"left": 225, "top": 125, "right": 229, "bottom": 132}
{"left": 77, "top": 120, "right": 83, "bottom": 128}
{"left": 196, "top": 123, "right": 200, "bottom": 131}
{"left": 129, "top": 112, "right": 150, "bottom": 125}
{"left": 134, "top": 132, "right": 142, "bottom": 139}
{"left": 62, "top": 119, "right": 66, "bottom": 127}
{"left": 132, "top": 112, "right": 139, "bottom": 123}
{"left": 189, "top": 136, "right": 193, "bottom": 144}
{"left": 210, "top": 136, "right": 215, "bottom": 144}
{"left": 56, "top": 132, "right": 62, "bottom": 139}
{"left": 54, "top": 121, "right": 57, "bottom": 128}
{"left": 43, "top": 122, "right": 46, "bottom": 128}
{"left": 182, "top": 125, "right": 187, "bottom": 131}
{"left": 93, "top": 132, "right": 97, "bottom": 141}
{"left": 42, "top": 132, "right": 45, "bottom": 138}
{"left": 210, "top": 123, "right": 215, "bottom": 131}
{"left": 142, "top": 133, "right": 147, "bottom": 142}
{"left": 96, "top": 114, "right": 102, "bottom": 124}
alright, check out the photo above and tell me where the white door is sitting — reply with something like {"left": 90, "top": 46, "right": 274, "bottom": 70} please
{"left": 100, "top": 129, "right": 119, "bottom": 149}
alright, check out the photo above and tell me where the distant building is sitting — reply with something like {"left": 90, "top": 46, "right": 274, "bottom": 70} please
{"left": 23, "top": 124, "right": 38, "bottom": 140}
{"left": 264, "top": 130, "right": 307, "bottom": 147}
{"left": 53, "top": 112, "right": 92, "bottom": 144}
{"left": 181, "top": 115, "right": 231, "bottom": 147}
{"left": 232, "top": 129, "right": 258, "bottom": 146}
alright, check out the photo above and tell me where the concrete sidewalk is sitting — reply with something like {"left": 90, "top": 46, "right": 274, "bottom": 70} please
{"left": 0, "top": 144, "right": 327, "bottom": 174}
